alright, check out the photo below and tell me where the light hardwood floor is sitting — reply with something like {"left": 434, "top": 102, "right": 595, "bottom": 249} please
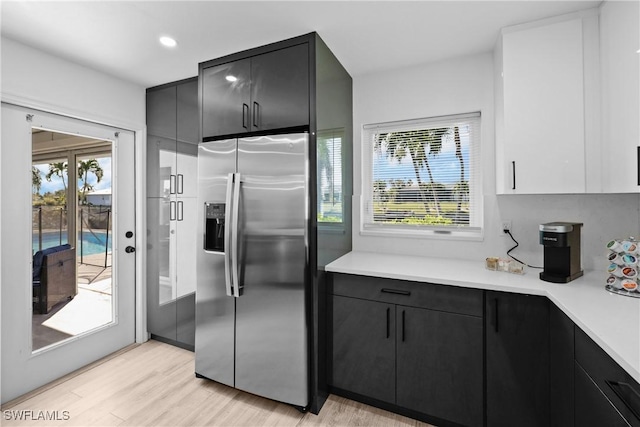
{"left": 1, "top": 340, "right": 434, "bottom": 427}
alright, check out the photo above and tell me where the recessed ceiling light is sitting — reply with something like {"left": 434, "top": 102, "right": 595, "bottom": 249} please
{"left": 159, "top": 36, "right": 177, "bottom": 48}
{"left": 226, "top": 75, "right": 238, "bottom": 82}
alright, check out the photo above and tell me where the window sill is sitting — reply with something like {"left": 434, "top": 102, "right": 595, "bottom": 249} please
{"left": 360, "top": 226, "right": 484, "bottom": 242}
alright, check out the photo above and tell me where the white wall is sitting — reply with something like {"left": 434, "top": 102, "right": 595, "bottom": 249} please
{"left": 352, "top": 52, "right": 640, "bottom": 271}
{"left": 0, "top": 37, "right": 146, "bottom": 404}
{"left": 1, "top": 37, "right": 145, "bottom": 130}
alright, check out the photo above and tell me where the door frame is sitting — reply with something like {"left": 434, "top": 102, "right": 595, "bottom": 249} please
{"left": 0, "top": 98, "right": 148, "bottom": 404}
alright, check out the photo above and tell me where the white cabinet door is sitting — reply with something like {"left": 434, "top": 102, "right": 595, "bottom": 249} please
{"left": 600, "top": 1, "right": 640, "bottom": 193}
{"left": 500, "top": 18, "right": 586, "bottom": 194}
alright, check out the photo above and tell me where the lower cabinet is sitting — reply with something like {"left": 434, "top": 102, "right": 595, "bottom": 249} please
{"left": 330, "top": 272, "right": 640, "bottom": 427}
{"left": 485, "top": 291, "right": 550, "bottom": 427}
{"left": 332, "top": 296, "right": 395, "bottom": 404}
{"left": 396, "top": 306, "right": 483, "bottom": 427}
{"left": 330, "top": 273, "right": 484, "bottom": 427}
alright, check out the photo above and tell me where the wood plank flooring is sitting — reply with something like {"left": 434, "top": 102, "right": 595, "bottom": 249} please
{"left": 1, "top": 340, "right": 434, "bottom": 427}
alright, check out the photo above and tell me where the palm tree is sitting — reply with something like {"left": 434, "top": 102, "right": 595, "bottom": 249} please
{"left": 32, "top": 166, "right": 42, "bottom": 194}
{"left": 374, "top": 128, "right": 448, "bottom": 217}
{"left": 45, "top": 161, "right": 68, "bottom": 193}
{"left": 77, "top": 159, "right": 104, "bottom": 205}
{"left": 453, "top": 126, "right": 466, "bottom": 220}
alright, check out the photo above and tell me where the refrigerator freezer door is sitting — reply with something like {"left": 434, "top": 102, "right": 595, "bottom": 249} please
{"left": 234, "top": 134, "right": 309, "bottom": 408}
{"left": 195, "top": 139, "right": 237, "bottom": 387}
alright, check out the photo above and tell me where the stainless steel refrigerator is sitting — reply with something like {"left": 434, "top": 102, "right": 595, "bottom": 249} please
{"left": 195, "top": 133, "right": 309, "bottom": 408}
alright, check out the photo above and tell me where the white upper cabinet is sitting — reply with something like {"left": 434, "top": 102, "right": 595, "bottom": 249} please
{"left": 599, "top": 1, "right": 640, "bottom": 193}
{"left": 495, "top": 11, "right": 600, "bottom": 194}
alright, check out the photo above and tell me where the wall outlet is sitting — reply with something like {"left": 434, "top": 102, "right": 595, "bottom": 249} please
{"left": 501, "top": 220, "right": 512, "bottom": 235}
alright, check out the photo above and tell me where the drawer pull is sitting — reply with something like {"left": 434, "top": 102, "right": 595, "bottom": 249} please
{"left": 606, "top": 380, "right": 640, "bottom": 421}
{"left": 401, "top": 310, "right": 406, "bottom": 342}
{"left": 381, "top": 288, "right": 411, "bottom": 296}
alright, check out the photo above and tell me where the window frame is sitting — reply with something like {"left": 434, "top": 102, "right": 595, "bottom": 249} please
{"left": 360, "top": 112, "right": 483, "bottom": 241}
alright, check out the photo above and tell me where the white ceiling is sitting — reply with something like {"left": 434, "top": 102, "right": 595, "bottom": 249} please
{"left": 1, "top": 1, "right": 602, "bottom": 88}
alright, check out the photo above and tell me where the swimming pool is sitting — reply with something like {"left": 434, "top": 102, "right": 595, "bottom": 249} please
{"left": 32, "top": 231, "right": 112, "bottom": 256}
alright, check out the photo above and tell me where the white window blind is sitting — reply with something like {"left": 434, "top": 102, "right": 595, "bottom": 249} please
{"left": 318, "top": 129, "right": 343, "bottom": 223}
{"left": 362, "top": 112, "right": 481, "bottom": 236}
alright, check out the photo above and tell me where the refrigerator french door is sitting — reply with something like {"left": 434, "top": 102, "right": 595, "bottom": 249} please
{"left": 195, "top": 133, "right": 309, "bottom": 409}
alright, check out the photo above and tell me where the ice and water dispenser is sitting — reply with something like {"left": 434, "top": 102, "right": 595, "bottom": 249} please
{"left": 204, "top": 202, "right": 225, "bottom": 252}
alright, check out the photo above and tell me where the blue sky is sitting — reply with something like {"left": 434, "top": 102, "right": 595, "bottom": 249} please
{"left": 373, "top": 128, "right": 471, "bottom": 186}
{"left": 33, "top": 157, "right": 112, "bottom": 195}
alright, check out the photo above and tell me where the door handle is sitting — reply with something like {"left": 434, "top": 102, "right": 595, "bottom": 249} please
{"left": 401, "top": 310, "right": 406, "bottom": 342}
{"left": 606, "top": 380, "right": 640, "bottom": 421}
{"left": 242, "top": 104, "right": 249, "bottom": 130}
{"left": 490, "top": 298, "right": 499, "bottom": 333}
{"left": 170, "top": 201, "right": 176, "bottom": 221}
{"left": 381, "top": 288, "right": 411, "bottom": 296}
{"left": 177, "top": 174, "right": 184, "bottom": 194}
{"left": 512, "top": 161, "right": 516, "bottom": 190}
{"left": 231, "top": 173, "right": 242, "bottom": 297}
{"left": 170, "top": 174, "right": 176, "bottom": 194}
{"left": 252, "top": 102, "right": 260, "bottom": 128}
{"left": 386, "top": 307, "right": 390, "bottom": 339}
{"left": 224, "top": 173, "right": 234, "bottom": 297}
{"left": 125, "top": 246, "right": 136, "bottom": 253}
{"left": 177, "top": 201, "right": 184, "bottom": 221}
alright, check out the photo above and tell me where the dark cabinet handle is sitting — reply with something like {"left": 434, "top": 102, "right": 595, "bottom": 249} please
{"left": 606, "top": 380, "right": 640, "bottom": 421}
{"left": 386, "top": 307, "right": 390, "bottom": 339}
{"left": 490, "top": 298, "right": 499, "bottom": 333}
{"left": 381, "top": 288, "right": 411, "bottom": 296}
{"left": 242, "top": 103, "right": 249, "bottom": 130}
{"left": 512, "top": 161, "right": 516, "bottom": 190}
{"left": 401, "top": 310, "right": 406, "bottom": 342}
{"left": 253, "top": 102, "right": 260, "bottom": 128}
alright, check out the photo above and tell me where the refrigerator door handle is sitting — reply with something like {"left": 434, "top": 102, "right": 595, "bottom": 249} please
{"left": 224, "top": 173, "right": 234, "bottom": 297}
{"left": 231, "top": 173, "right": 242, "bottom": 297}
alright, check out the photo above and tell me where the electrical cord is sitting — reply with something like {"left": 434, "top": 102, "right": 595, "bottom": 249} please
{"left": 505, "top": 229, "right": 543, "bottom": 269}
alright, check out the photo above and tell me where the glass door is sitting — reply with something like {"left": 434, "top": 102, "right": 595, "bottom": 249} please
{"left": 1, "top": 104, "right": 136, "bottom": 402}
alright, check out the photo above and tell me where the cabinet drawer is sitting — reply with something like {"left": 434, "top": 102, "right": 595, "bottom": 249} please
{"left": 575, "top": 328, "right": 640, "bottom": 426}
{"left": 330, "top": 273, "right": 483, "bottom": 317}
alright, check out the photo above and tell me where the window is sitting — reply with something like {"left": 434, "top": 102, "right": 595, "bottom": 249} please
{"left": 362, "top": 112, "right": 482, "bottom": 238}
{"left": 318, "top": 129, "right": 343, "bottom": 224}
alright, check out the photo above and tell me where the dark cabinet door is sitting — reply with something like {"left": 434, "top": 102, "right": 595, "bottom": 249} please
{"left": 575, "top": 362, "right": 631, "bottom": 427}
{"left": 250, "top": 44, "right": 309, "bottom": 132}
{"left": 331, "top": 295, "right": 395, "bottom": 404}
{"left": 177, "top": 79, "right": 199, "bottom": 144}
{"left": 486, "top": 291, "right": 550, "bottom": 427}
{"left": 550, "top": 303, "right": 575, "bottom": 427}
{"left": 201, "top": 58, "right": 251, "bottom": 138}
{"left": 396, "top": 306, "right": 483, "bottom": 427}
{"left": 147, "top": 84, "right": 177, "bottom": 139}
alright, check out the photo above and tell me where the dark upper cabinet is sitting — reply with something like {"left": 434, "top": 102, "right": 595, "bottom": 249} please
{"left": 331, "top": 295, "right": 395, "bottom": 404}
{"left": 396, "top": 305, "right": 483, "bottom": 427}
{"left": 485, "top": 291, "right": 550, "bottom": 427}
{"left": 250, "top": 44, "right": 309, "bottom": 132}
{"left": 147, "top": 84, "right": 177, "bottom": 140}
{"left": 201, "top": 58, "right": 251, "bottom": 138}
{"left": 177, "top": 79, "right": 199, "bottom": 144}
{"left": 200, "top": 40, "right": 310, "bottom": 140}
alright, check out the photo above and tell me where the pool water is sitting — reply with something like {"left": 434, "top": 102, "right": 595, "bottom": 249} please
{"left": 33, "top": 231, "right": 112, "bottom": 256}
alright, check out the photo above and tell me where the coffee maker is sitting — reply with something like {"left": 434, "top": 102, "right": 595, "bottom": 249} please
{"left": 539, "top": 222, "right": 583, "bottom": 283}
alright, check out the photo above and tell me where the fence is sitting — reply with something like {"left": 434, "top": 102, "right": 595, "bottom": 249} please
{"left": 32, "top": 205, "right": 112, "bottom": 268}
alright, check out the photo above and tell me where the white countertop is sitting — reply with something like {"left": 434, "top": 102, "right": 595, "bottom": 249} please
{"left": 326, "top": 251, "right": 640, "bottom": 383}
